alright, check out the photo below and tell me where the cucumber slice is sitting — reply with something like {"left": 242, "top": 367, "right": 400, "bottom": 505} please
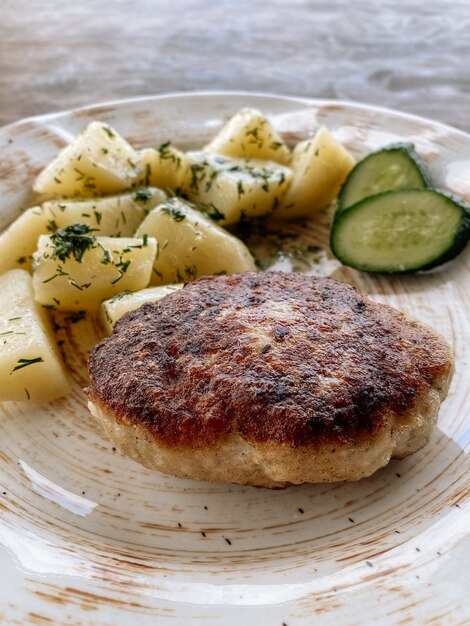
{"left": 338, "top": 143, "right": 431, "bottom": 212}
{"left": 330, "top": 189, "right": 470, "bottom": 273}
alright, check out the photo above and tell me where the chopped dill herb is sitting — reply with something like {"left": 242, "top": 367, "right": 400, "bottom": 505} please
{"left": 190, "top": 163, "right": 206, "bottom": 191}
{"left": 111, "top": 258, "right": 131, "bottom": 284}
{"left": 157, "top": 141, "right": 181, "bottom": 166}
{"left": 102, "top": 125, "right": 115, "bottom": 139}
{"left": 158, "top": 140, "right": 171, "bottom": 155}
{"left": 269, "top": 141, "right": 283, "bottom": 151}
{"left": 245, "top": 126, "right": 262, "bottom": 147}
{"left": 108, "top": 290, "right": 133, "bottom": 303}
{"left": 11, "top": 357, "right": 44, "bottom": 373}
{"left": 161, "top": 200, "right": 186, "bottom": 222}
{"left": 50, "top": 224, "right": 97, "bottom": 263}
{"left": 205, "top": 170, "right": 219, "bottom": 192}
{"left": 133, "top": 187, "right": 153, "bottom": 202}
{"left": 73, "top": 167, "right": 86, "bottom": 182}
{"left": 69, "top": 278, "right": 91, "bottom": 291}
{"left": 237, "top": 181, "right": 245, "bottom": 199}
{"left": 17, "top": 256, "right": 26, "bottom": 265}
{"left": 143, "top": 163, "right": 151, "bottom": 186}
{"left": 46, "top": 219, "right": 58, "bottom": 233}
{"left": 184, "top": 265, "right": 197, "bottom": 280}
{"left": 42, "top": 266, "right": 69, "bottom": 283}
{"left": 65, "top": 311, "right": 86, "bottom": 323}
{"left": 203, "top": 203, "right": 225, "bottom": 222}
{"left": 153, "top": 268, "right": 164, "bottom": 280}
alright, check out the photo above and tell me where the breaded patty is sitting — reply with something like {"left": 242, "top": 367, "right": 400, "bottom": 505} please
{"left": 86, "top": 272, "right": 454, "bottom": 487}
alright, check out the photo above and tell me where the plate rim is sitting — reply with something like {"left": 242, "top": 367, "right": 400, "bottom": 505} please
{"left": 2, "top": 89, "right": 470, "bottom": 143}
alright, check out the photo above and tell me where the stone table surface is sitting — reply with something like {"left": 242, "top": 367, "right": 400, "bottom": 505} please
{"left": 1, "top": 0, "right": 469, "bottom": 132}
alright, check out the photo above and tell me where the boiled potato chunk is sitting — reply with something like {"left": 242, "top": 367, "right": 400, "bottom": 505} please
{"left": 101, "top": 283, "right": 183, "bottom": 334}
{"left": 33, "top": 122, "right": 143, "bottom": 197}
{"left": 0, "top": 207, "right": 48, "bottom": 274}
{"left": 0, "top": 269, "right": 70, "bottom": 403}
{"left": 32, "top": 229, "right": 156, "bottom": 311}
{"left": 135, "top": 198, "right": 256, "bottom": 285}
{"left": 205, "top": 108, "right": 290, "bottom": 165}
{"left": 140, "top": 143, "right": 189, "bottom": 192}
{"left": 183, "top": 152, "right": 292, "bottom": 226}
{"left": 0, "top": 189, "right": 165, "bottom": 274}
{"left": 274, "top": 127, "right": 355, "bottom": 220}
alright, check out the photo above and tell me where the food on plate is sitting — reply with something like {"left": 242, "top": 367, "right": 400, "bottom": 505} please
{"left": 0, "top": 269, "right": 70, "bottom": 402}
{"left": 135, "top": 197, "right": 256, "bottom": 285}
{"left": 86, "top": 272, "right": 454, "bottom": 487}
{"left": 331, "top": 188, "right": 470, "bottom": 273}
{"left": 139, "top": 142, "right": 189, "bottom": 192}
{"left": 0, "top": 188, "right": 165, "bottom": 274}
{"left": 272, "top": 126, "right": 355, "bottom": 220}
{"left": 2, "top": 108, "right": 466, "bottom": 412}
{"left": 337, "top": 143, "right": 430, "bottom": 212}
{"left": 101, "top": 283, "right": 183, "bottom": 333}
{"left": 183, "top": 151, "right": 292, "bottom": 225}
{"left": 32, "top": 225, "right": 156, "bottom": 311}
{"left": 33, "top": 122, "right": 143, "bottom": 197}
{"left": 204, "top": 107, "right": 291, "bottom": 164}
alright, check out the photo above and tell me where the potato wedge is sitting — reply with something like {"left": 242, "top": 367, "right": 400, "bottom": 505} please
{"left": 135, "top": 197, "right": 256, "bottom": 285}
{"left": 0, "top": 188, "right": 165, "bottom": 274}
{"left": 140, "top": 143, "right": 189, "bottom": 192}
{"left": 32, "top": 227, "right": 156, "bottom": 311}
{"left": 183, "top": 152, "right": 292, "bottom": 225}
{"left": 33, "top": 122, "right": 143, "bottom": 197}
{"left": 0, "top": 269, "right": 70, "bottom": 403}
{"left": 274, "top": 127, "right": 355, "bottom": 220}
{"left": 205, "top": 108, "right": 290, "bottom": 164}
{"left": 0, "top": 206, "right": 48, "bottom": 274}
{"left": 101, "top": 283, "right": 183, "bottom": 334}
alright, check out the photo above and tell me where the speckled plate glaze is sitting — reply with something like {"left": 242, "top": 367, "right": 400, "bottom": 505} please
{"left": 0, "top": 92, "right": 469, "bottom": 626}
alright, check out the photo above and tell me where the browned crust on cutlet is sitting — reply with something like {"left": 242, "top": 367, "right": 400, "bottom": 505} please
{"left": 86, "top": 272, "right": 453, "bottom": 449}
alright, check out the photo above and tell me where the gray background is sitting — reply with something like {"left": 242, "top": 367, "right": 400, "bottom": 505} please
{"left": 1, "top": 0, "right": 469, "bottom": 131}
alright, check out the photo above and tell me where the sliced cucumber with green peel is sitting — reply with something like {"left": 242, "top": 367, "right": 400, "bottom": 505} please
{"left": 330, "top": 189, "right": 470, "bottom": 273}
{"left": 338, "top": 143, "right": 431, "bottom": 212}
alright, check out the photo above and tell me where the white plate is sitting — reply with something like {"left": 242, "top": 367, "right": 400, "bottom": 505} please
{"left": 0, "top": 92, "right": 469, "bottom": 625}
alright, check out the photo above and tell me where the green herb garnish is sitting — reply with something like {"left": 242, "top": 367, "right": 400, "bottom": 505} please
{"left": 50, "top": 224, "right": 97, "bottom": 263}
{"left": 202, "top": 203, "right": 225, "bottom": 222}
{"left": 132, "top": 187, "right": 153, "bottom": 202}
{"left": 161, "top": 200, "right": 186, "bottom": 222}
{"left": 102, "top": 125, "right": 115, "bottom": 139}
{"left": 11, "top": 357, "right": 44, "bottom": 373}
